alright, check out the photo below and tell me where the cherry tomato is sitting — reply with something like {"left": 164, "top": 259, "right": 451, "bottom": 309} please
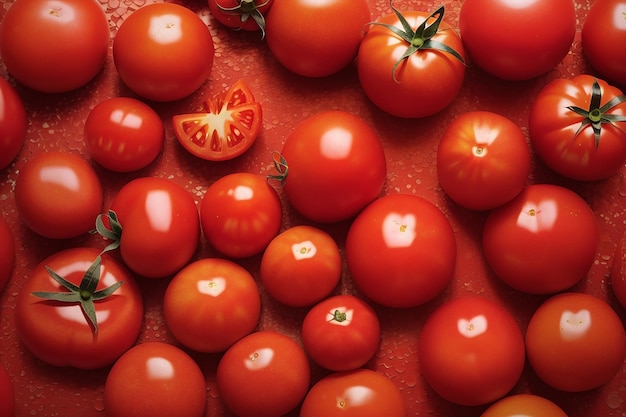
{"left": 84, "top": 97, "right": 164, "bottom": 172}
{"left": 300, "top": 368, "right": 407, "bottom": 417}
{"left": 208, "top": 0, "right": 273, "bottom": 35}
{"left": 104, "top": 342, "right": 206, "bottom": 417}
{"left": 0, "top": 362, "right": 14, "bottom": 417}
{"left": 437, "top": 111, "right": 530, "bottom": 210}
{"left": 610, "top": 230, "right": 626, "bottom": 309}
{"left": 345, "top": 193, "right": 456, "bottom": 308}
{"left": 0, "top": 0, "right": 109, "bottom": 93}
{"left": 418, "top": 296, "right": 525, "bottom": 406}
{"left": 0, "top": 216, "right": 15, "bottom": 293}
{"left": 0, "top": 76, "right": 27, "bottom": 169}
{"left": 260, "top": 225, "right": 342, "bottom": 307}
{"left": 113, "top": 3, "right": 215, "bottom": 102}
{"left": 14, "top": 151, "right": 103, "bottom": 239}
{"left": 525, "top": 292, "right": 626, "bottom": 392}
{"left": 216, "top": 331, "right": 310, "bottom": 417}
{"left": 481, "top": 394, "right": 568, "bottom": 417}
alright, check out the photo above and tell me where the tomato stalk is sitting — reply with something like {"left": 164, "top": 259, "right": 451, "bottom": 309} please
{"left": 329, "top": 310, "right": 347, "bottom": 323}
{"left": 218, "top": 0, "right": 270, "bottom": 38}
{"left": 267, "top": 151, "right": 288, "bottom": 187}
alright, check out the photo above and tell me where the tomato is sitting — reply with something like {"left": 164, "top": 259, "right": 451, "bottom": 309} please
{"left": 260, "top": 225, "right": 341, "bottom": 307}
{"left": 418, "top": 296, "right": 525, "bottom": 406}
{"left": 481, "top": 394, "right": 568, "bottom": 417}
{"left": 216, "top": 331, "right": 310, "bottom": 417}
{"left": 459, "top": 0, "right": 576, "bottom": 81}
{"left": 610, "top": 230, "right": 626, "bottom": 309}
{"left": 276, "top": 110, "right": 386, "bottom": 223}
{"left": 208, "top": 0, "right": 273, "bottom": 36}
{"left": 0, "top": 216, "right": 15, "bottom": 293}
{"left": 112, "top": 3, "right": 215, "bottom": 102}
{"left": 163, "top": 258, "right": 261, "bottom": 353}
{"left": 345, "top": 193, "right": 456, "bottom": 308}
{"left": 14, "top": 151, "right": 103, "bottom": 239}
{"left": 300, "top": 368, "right": 407, "bottom": 417}
{"left": 0, "top": 0, "right": 109, "bottom": 93}
{"left": 104, "top": 342, "right": 206, "bottom": 417}
{"left": 0, "top": 76, "right": 27, "bottom": 169}
{"left": 437, "top": 111, "right": 531, "bottom": 210}
{"left": 200, "top": 172, "right": 281, "bottom": 258}
{"left": 265, "top": 0, "right": 370, "bottom": 77}
{"left": 357, "top": 5, "right": 466, "bottom": 118}
{"left": 528, "top": 75, "right": 626, "bottom": 181}
{"left": 525, "top": 292, "right": 626, "bottom": 392}
{"left": 84, "top": 97, "right": 164, "bottom": 172}
{"left": 0, "top": 362, "right": 14, "bottom": 417}
{"left": 172, "top": 79, "right": 262, "bottom": 161}
{"left": 301, "top": 295, "right": 380, "bottom": 371}
{"left": 15, "top": 248, "right": 143, "bottom": 369}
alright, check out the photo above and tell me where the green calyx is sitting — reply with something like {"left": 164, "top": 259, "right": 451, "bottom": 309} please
{"left": 94, "top": 209, "right": 123, "bottom": 253}
{"left": 267, "top": 151, "right": 288, "bottom": 187}
{"left": 218, "top": 0, "right": 270, "bottom": 39}
{"left": 330, "top": 309, "right": 347, "bottom": 323}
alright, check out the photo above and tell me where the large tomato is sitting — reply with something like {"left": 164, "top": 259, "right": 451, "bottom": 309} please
{"left": 357, "top": 5, "right": 466, "bottom": 118}
{"left": 482, "top": 184, "right": 599, "bottom": 294}
{"left": 459, "top": 0, "right": 576, "bottom": 80}
{"left": 418, "top": 296, "right": 525, "bottom": 406}
{"left": 113, "top": 3, "right": 215, "bottom": 102}
{"left": 0, "top": 216, "right": 15, "bottom": 293}
{"left": 0, "top": 0, "right": 109, "bottom": 92}
{"left": 0, "top": 76, "right": 27, "bottom": 169}
{"left": 525, "top": 292, "right": 626, "bottom": 392}
{"left": 0, "top": 362, "right": 14, "bottom": 417}
{"left": 528, "top": 75, "right": 626, "bottom": 181}
{"left": 15, "top": 248, "right": 143, "bottom": 369}
{"left": 481, "top": 394, "right": 567, "bottom": 417}
{"left": 208, "top": 0, "right": 273, "bottom": 36}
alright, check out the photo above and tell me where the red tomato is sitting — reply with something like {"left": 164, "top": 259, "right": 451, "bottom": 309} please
{"left": 0, "top": 362, "right": 14, "bottom": 417}
{"left": 357, "top": 6, "right": 466, "bottom": 118}
{"left": 0, "top": 76, "right": 27, "bottom": 169}
{"left": 172, "top": 79, "right": 262, "bottom": 161}
{"left": 482, "top": 184, "right": 599, "bottom": 294}
{"left": 481, "top": 394, "right": 568, "bottom": 417}
{"left": 277, "top": 110, "right": 386, "bottom": 223}
{"left": 265, "top": 0, "right": 370, "bottom": 77}
{"left": 610, "top": 230, "right": 626, "bottom": 309}
{"left": 112, "top": 3, "right": 215, "bottom": 102}
{"left": 528, "top": 75, "right": 626, "bottom": 181}
{"left": 525, "top": 292, "right": 626, "bottom": 392}
{"left": 459, "top": 0, "right": 576, "bottom": 80}
{"left": 0, "top": 216, "right": 15, "bottom": 293}
{"left": 163, "top": 258, "right": 261, "bottom": 353}
{"left": 208, "top": 0, "right": 273, "bottom": 35}
{"left": 216, "top": 331, "right": 310, "bottom": 417}
{"left": 260, "top": 225, "right": 342, "bottom": 307}
{"left": 0, "top": 0, "right": 109, "bottom": 92}
{"left": 104, "top": 342, "right": 206, "bottom": 417}
{"left": 301, "top": 295, "right": 380, "bottom": 371}
{"left": 418, "top": 296, "right": 525, "bottom": 406}
{"left": 84, "top": 97, "right": 164, "bottom": 172}
{"left": 299, "top": 368, "right": 407, "bottom": 417}
{"left": 200, "top": 172, "right": 282, "bottom": 258}
{"left": 437, "top": 111, "right": 530, "bottom": 210}
{"left": 15, "top": 248, "right": 143, "bottom": 369}
{"left": 345, "top": 193, "right": 456, "bottom": 308}
{"left": 14, "top": 151, "right": 103, "bottom": 239}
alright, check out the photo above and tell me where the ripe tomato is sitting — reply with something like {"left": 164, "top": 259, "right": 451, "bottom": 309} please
{"left": 276, "top": 110, "right": 386, "bottom": 223}
{"left": 172, "top": 79, "right": 262, "bottom": 161}
{"left": 0, "top": 76, "right": 27, "bottom": 169}
{"left": 299, "top": 368, "right": 407, "bottom": 417}
{"left": 260, "top": 225, "right": 342, "bottom": 307}
{"left": 482, "top": 184, "right": 599, "bottom": 294}
{"left": 113, "top": 3, "right": 215, "bottom": 102}
{"left": 459, "top": 0, "right": 576, "bottom": 81}
{"left": 528, "top": 75, "right": 626, "bottom": 181}
{"left": 345, "top": 194, "right": 456, "bottom": 308}
{"left": 437, "top": 111, "right": 530, "bottom": 210}
{"left": 0, "top": 362, "right": 14, "bottom": 417}
{"left": 357, "top": 5, "right": 466, "bottom": 118}
{"left": 0, "top": 0, "right": 109, "bottom": 93}
{"left": 418, "top": 296, "right": 525, "bottom": 406}
{"left": 208, "top": 0, "right": 273, "bottom": 36}
{"left": 525, "top": 292, "right": 626, "bottom": 392}
{"left": 15, "top": 248, "right": 143, "bottom": 369}
{"left": 0, "top": 216, "right": 15, "bottom": 293}
{"left": 216, "top": 331, "right": 310, "bottom": 417}
{"left": 14, "top": 151, "right": 103, "bottom": 239}
{"left": 200, "top": 172, "right": 281, "bottom": 258}
{"left": 301, "top": 295, "right": 380, "bottom": 371}
{"left": 481, "top": 394, "right": 567, "bottom": 417}
{"left": 163, "top": 258, "right": 261, "bottom": 353}
{"left": 265, "top": 0, "right": 370, "bottom": 77}
{"left": 84, "top": 97, "right": 164, "bottom": 172}
{"left": 610, "top": 230, "right": 626, "bottom": 309}
{"left": 104, "top": 342, "right": 206, "bottom": 417}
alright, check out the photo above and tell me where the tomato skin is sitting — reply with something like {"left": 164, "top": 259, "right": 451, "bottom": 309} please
{"left": 0, "top": 362, "right": 14, "bottom": 417}
{"left": 0, "top": 76, "right": 27, "bottom": 169}
{"left": 418, "top": 296, "right": 525, "bottom": 406}
{"left": 208, "top": 0, "right": 273, "bottom": 33}
{"left": 0, "top": 0, "right": 109, "bottom": 93}
{"left": 437, "top": 111, "right": 530, "bottom": 210}
{"left": 104, "top": 342, "right": 206, "bottom": 417}
{"left": 0, "top": 216, "right": 15, "bottom": 293}
{"left": 345, "top": 193, "right": 456, "bottom": 308}
{"left": 525, "top": 292, "right": 626, "bottom": 392}
{"left": 481, "top": 394, "right": 568, "bottom": 417}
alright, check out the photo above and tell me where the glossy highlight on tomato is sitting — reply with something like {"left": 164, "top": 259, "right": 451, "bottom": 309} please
{"left": 481, "top": 394, "right": 568, "bottom": 417}
{"left": 0, "top": 76, "right": 27, "bottom": 169}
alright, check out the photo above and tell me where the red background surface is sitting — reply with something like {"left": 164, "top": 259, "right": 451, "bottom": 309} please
{"left": 1, "top": 0, "right": 626, "bottom": 416}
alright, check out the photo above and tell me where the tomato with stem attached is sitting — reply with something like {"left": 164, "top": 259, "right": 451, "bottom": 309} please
{"left": 208, "top": 0, "right": 273, "bottom": 37}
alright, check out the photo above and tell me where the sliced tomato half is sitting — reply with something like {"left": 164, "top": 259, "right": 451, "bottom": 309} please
{"left": 173, "top": 79, "right": 262, "bottom": 161}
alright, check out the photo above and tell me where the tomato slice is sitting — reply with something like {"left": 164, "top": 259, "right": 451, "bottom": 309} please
{"left": 173, "top": 79, "right": 262, "bottom": 161}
